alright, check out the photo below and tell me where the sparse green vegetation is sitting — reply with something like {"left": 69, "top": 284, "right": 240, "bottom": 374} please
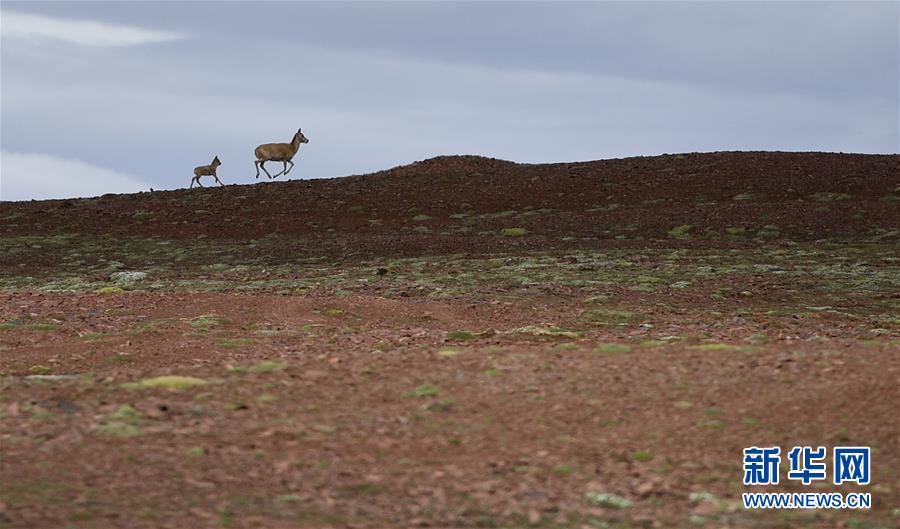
{"left": 500, "top": 227, "right": 528, "bottom": 237}
{"left": 122, "top": 376, "right": 208, "bottom": 390}
{"left": 554, "top": 464, "right": 575, "bottom": 475}
{"left": 93, "top": 422, "right": 141, "bottom": 438}
{"left": 189, "top": 314, "right": 228, "bottom": 329}
{"left": 485, "top": 210, "right": 517, "bottom": 219}
{"left": 631, "top": 450, "right": 655, "bottom": 462}
{"left": 339, "top": 483, "right": 384, "bottom": 496}
{"left": 230, "top": 361, "right": 287, "bottom": 374}
{"left": 437, "top": 347, "right": 460, "bottom": 358}
{"left": 692, "top": 343, "right": 736, "bottom": 351}
{"left": 594, "top": 343, "right": 632, "bottom": 355}
{"left": 809, "top": 192, "right": 850, "bottom": 201}
{"left": 668, "top": 224, "right": 694, "bottom": 239}
{"left": 411, "top": 383, "right": 439, "bottom": 397}
{"left": 94, "top": 286, "right": 124, "bottom": 294}
{"left": 509, "top": 325, "right": 582, "bottom": 339}
{"left": 3, "top": 323, "right": 62, "bottom": 332}
{"left": 78, "top": 332, "right": 108, "bottom": 341}
{"left": 446, "top": 330, "right": 476, "bottom": 340}
{"left": 579, "top": 308, "right": 638, "bottom": 326}
{"left": 219, "top": 338, "right": 254, "bottom": 349}
{"left": 274, "top": 494, "right": 301, "bottom": 503}
{"left": 109, "top": 405, "right": 144, "bottom": 423}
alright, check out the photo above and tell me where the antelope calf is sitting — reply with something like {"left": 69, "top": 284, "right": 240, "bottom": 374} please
{"left": 191, "top": 156, "right": 223, "bottom": 188}
{"left": 254, "top": 128, "right": 309, "bottom": 179}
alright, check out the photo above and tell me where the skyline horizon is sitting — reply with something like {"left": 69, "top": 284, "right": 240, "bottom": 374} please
{"left": 2, "top": 2, "right": 898, "bottom": 201}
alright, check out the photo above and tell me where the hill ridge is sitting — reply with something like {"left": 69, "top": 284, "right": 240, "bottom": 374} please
{"left": 1, "top": 151, "right": 897, "bottom": 251}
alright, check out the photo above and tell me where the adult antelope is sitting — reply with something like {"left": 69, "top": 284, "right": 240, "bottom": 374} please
{"left": 254, "top": 128, "right": 309, "bottom": 179}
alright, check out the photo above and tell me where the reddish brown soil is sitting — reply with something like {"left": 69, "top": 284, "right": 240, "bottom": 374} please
{"left": 0, "top": 152, "right": 898, "bottom": 529}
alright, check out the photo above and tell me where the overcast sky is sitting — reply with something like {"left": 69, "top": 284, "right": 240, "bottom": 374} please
{"left": 1, "top": 1, "right": 898, "bottom": 201}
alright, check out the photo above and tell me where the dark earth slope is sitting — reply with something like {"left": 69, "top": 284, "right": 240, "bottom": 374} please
{"left": 2, "top": 152, "right": 898, "bottom": 255}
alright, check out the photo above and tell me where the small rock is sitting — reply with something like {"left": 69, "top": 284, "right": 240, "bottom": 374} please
{"left": 24, "top": 374, "right": 79, "bottom": 382}
{"left": 635, "top": 481, "right": 656, "bottom": 496}
{"left": 110, "top": 271, "right": 147, "bottom": 283}
{"left": 55, "top": 400, "right": 78, "bottom": 413}
{"left": 585, "top": 491, "right": 633, "bottom": 509}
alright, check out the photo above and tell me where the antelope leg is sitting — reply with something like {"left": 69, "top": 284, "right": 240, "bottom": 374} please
{"left": 259, "top": 161, "right": 273, "bottom": 179}
{"left": 285, "top": 160, "right": 295, "bottom": 175}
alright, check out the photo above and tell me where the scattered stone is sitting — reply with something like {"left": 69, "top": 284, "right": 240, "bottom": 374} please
{"left": 23, "top": 374, "right": 79, "bottom": 382}
{"left": 689, "top": 491, "right": 718, "bottom": 504}
{"left": 110, "top": 271, "right": 147, "bottom": 283}
{"left": 55, "top": 400, "right": 78, "bottom": 413}
{"left": 585, "top": 491, "right": 633, "bottom": 509}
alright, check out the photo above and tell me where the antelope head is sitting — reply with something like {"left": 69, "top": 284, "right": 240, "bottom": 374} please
{"left": 295, "top": 128, "right": 309, "bottom": 144}
{"left": 212, "top": 156, "right": 222, "bottom": 168}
